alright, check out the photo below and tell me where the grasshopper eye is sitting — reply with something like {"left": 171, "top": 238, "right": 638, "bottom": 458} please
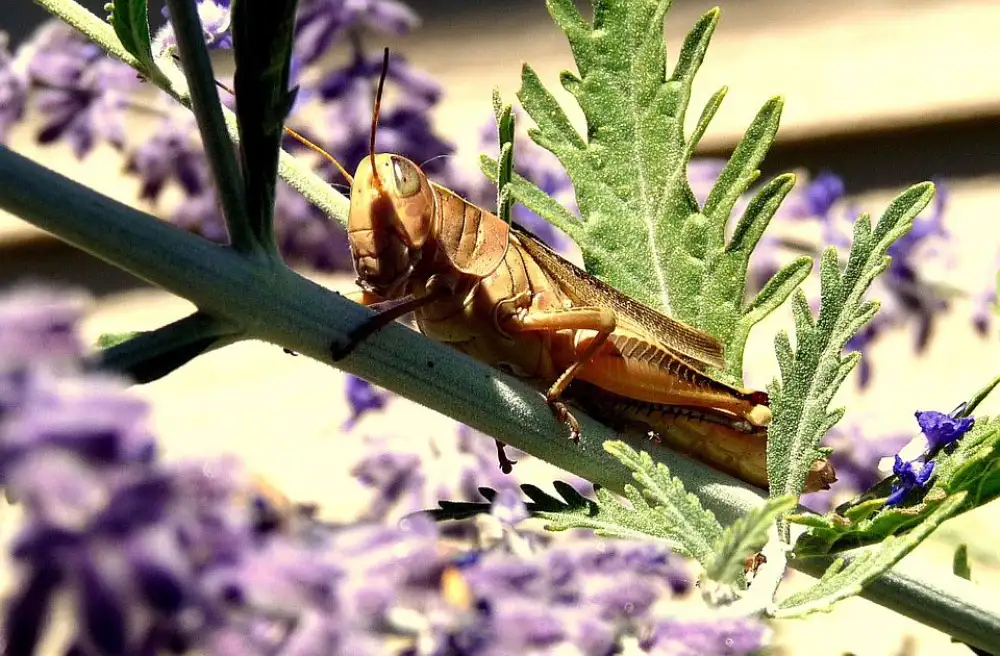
{"left": 391, "top": 156, "right": 421, "bottom": 197}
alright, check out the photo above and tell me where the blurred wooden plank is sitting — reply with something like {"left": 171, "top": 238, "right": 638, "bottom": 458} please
{"left": 408, "top": 0, "right": 1000, "bottom": 151}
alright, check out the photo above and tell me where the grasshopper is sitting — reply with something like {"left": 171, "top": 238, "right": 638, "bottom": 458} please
{"left": 311, "top": 50, "right": 835, "bottom": 493}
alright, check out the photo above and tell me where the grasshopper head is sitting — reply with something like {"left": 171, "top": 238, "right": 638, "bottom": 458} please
{"left": 348, "top": 153, "right": 435, "bottom": 298}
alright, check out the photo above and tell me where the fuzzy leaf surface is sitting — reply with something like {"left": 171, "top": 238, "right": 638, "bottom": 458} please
{"left": 767, "top": 184, "right": 935, "bottom": 498}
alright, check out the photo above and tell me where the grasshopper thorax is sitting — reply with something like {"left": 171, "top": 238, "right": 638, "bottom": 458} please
{"left": 347, "top": 153, "right": 436, "bottom": 298}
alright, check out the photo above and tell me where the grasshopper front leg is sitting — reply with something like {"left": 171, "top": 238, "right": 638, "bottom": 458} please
{"left": 503, "top": 304, "right": 617, "bottom": 442}
{"left": 332, "top": 288, "right": 519, "bottom": 474}
{"left": 330, "top": 285, "right": 448, "bottom": 361}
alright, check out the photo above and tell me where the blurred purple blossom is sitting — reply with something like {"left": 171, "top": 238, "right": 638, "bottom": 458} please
{"left": 342, "top": 374, "right": 390, "bottom": 430}
{"left": 126, "top": 116, "right": 209, "bottom": 201}
{"left": 972, "top": 252, "right": 999, "bottom": 336}
{"left": 23, "top": 21, "right": 139, "bottom": 158}
{"left": 351, "top": 424, "right": 526, "bottom": 523}
{"left": 294, "top": 0, "right": 420, "bottom": 67}
{"left": 0, "top": 32, "right": 27, "bottom": 143}
{"left": 646, "top": 617, "right": 769, "bottom": 655}
{"left": 317, "top": 50, "right": 439, "bottom": 110}
{"left": 153, "top": 0, "right": 234, "bottom": 58}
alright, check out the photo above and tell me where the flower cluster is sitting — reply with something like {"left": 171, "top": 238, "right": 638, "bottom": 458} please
{"left": 806, "top": 406, "right": 977, "bottom": 510}
{"left": 0, "top": 287, "right": 769, "bottom": 656}
{"left": 885, "top": 409, "right": 974, "bottom": 506}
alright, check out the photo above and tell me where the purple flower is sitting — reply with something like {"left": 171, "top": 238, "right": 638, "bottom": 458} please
{"left": 780, "top": 171, "right": 846, "bottom": 223}
{"left": 127, "top": 117, "right": 210, "bottom": 201}
{"left": 886, "top": 456, "right": 935, "bottom": 506}
{"left": 170, "top": 188, "right": 230, "bottom": 243}
{"left": 294, "top": 0, "right": 420, "bottom": 67}
{"left": 915, "top": 410, "right": 974, "bottom": 453}
{"left": 0, "top": 286, "right": 87, "bottom": 366}
{"left": 0, "top": 32, "right": 27, "bottom": 143}
{"left": 152, "top": 0, "right": 234, "bottom": 57}
{"left": 806, "top": 423, "right": 909, "bottom": 512}
{"left": 342, "top": 375, "right": 390, "bottom": 430}
{"left": 24, "top": 21, "right": 138, "bottom": 158}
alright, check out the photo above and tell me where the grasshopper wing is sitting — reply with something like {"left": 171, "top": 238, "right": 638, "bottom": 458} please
{"left": 509, "top": 223, "right": 726, "bottom": 371}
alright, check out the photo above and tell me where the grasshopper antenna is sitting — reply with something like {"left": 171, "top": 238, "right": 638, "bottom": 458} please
{"left": 369, "top": 47, "right": 391, "bottom": 192}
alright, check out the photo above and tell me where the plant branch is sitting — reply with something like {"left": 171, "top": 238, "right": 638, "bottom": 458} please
{"left": 2, "top": 146, "right": 1000, "bottom": 652}
{"left": 164, "top": 0, "right": 253, "bottom": 253}
{"left": 793, "top": 555, "right": 1000, "bottom": 653}
{"left": 89, "top": 311, "right": 241, "bottom": 382}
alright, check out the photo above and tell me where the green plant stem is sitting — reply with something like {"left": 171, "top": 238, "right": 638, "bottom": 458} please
{"left": 3, "top": 146, "right": 1000, "bottom": 654}
{"left": 32, "top": 0, "right": 350, "bottom": 226}
{"left": 793, "top": 555, "right": 1000, "bottom": 653}
{"left": 91, "top": 311, "right": 240, "bottom": 382}
{"left": 163, "top": 0, "right": 253, "bottom": 254}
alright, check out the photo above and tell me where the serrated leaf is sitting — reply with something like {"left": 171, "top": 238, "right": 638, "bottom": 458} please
{"left": 231, "top": 0, "right": 299, "bottom": 251}
{"left": 767, "top": 183, "right": 935, "bottom": 498}
{"left": 485, "top": 1, "right": 807, "bottom": 384}
{"left": 778, "top": 492, "right": 966, "bottom": 616}
{"left": 704, "top": 495, "right": 796, "bottom": 585}
{"left": 480, "top": 156, "right": 581, "bottom": 232}
{"left": 109, "top": 0, "right": 155, "bottom": 69}
{"left": 492, "top": 88, "right": 516, "bottom": 227}
{"left": 604, "top": 441, "right": 723, "bottom": 564}
{"left": 743, "top": 256, "right": 812, "bottom": 322}
{"left": 427, "top": 481, "right": 690, "bottom": 556}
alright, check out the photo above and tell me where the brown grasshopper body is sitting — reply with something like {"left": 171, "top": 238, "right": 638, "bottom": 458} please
{"left": 340, "top": 152, "right": 834, "bottom": 493}
{"left": 317, "top": 48, "right": 834, "bottom": 493}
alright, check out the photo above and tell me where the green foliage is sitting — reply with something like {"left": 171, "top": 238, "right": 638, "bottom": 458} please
{"left": 430, "top": 441, "right": 725, "bottom": 564}
{"left": 954, "top": 544, "right": 971, "bottom": 581}
{"left": 492, "top": 89, "right": 516, "bottom": 223}
{"left": 766, "top": 184, "right": 935, "bottom": 499}
{"left": 601, "top": 441, "right": 722, "bottom": 564}
{"left": 95, "top": 312, "right": 236, "bottom": 384}
{"left": 97, "top": 330, "right": 143, "bottom": 349}
{"left": 230, "top": 0, "right": 299, "bottom": 252}
{"left": 777, "top": 492, "right": 967, "bottom": 616}
{"left": 704, "top": 495, "right": 796, "bottom": 585}
{"left": 106, "top": 0, "right": 155, "bottom": 71}
{"left": 432, "top": 481, "right": 697, "bottom": 558}
{"left": 788, "top": 415, "right": 1000, "bottom": 556}
{"left": 482, "top": 0, "right": 809, "bottom": 381}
